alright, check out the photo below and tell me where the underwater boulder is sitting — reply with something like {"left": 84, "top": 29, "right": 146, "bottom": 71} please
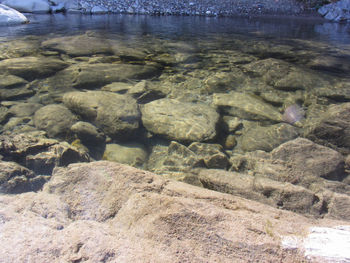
{"left": 141, "top": 98, "right": 219, "bottom": 142}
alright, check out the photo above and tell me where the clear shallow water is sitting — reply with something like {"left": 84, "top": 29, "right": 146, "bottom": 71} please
{"left": 1, "top": 14, "right": 350, "bottom": 179}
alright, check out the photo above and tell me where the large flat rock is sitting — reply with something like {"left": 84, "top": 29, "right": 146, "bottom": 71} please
{"left": 0, "top": 161, "right": 347, "bottom": 262}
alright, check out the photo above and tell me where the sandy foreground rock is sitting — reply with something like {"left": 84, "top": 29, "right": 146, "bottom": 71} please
{"left": 0, "top": 161, "right": 349, "bottom": 262}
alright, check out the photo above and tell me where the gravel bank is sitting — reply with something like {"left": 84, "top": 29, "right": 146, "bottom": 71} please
{"left": 70, "top": 0, "right": 307, "bottom": 16}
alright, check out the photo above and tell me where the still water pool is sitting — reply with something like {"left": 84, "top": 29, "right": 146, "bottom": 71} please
{"left": 0, "top": 14, "right": 350, "bottom": 217}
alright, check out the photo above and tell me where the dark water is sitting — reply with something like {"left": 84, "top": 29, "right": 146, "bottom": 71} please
{"left": 1, "top": 13, "right": 350, "bottom": 43}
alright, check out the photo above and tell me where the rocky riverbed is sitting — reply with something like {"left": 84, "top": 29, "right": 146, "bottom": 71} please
{"left": 0, "top": 15, "right": 350, "bottom": 262}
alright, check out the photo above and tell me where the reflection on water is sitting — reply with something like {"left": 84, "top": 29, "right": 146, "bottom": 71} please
{"left": 0, "top": 14, "right": 350, "bottom": 211}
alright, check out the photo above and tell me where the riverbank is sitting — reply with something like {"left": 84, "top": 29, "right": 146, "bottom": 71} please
{"left": 0, "top": 0, "right": 310, "bottom": 16}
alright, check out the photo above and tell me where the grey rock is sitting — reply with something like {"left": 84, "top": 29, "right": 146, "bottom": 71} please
{"left": 0, "top": 86, "right": 35, "bottom": 100}
{"left": 26, "top": 142, "right": 90, "bottom": 175}
{"left": 141, "top": 98, "right": 219, "bottom": 142}
{"left": 0, "top": 56, "right": 69, "bottom": 81}
{"left": 271, "top": 138, "right": 346, "bottom": 182}
{"left": 318, "top": 0, "right": 350, "bottom": 22}
{"left": 305, "top": 102, "right": 350, "bottom": 154}
{"left": 41, "top": 34, "right": 113, "bottom": 57}
{"left": 147, "top": 141, "right": 204, "bottom": 179}
{"left": 50, "top": 62, "right": 159, "bottom": 90}
{"left": 0, "top": 132, "right": 89, "bottom": 175}
{"left": 0, "top": 74, "right": 27, "bottom": 89}
{"left": 213, "top": 92, "right": 282, "bottom": 122}
{"left": 0, "top": 39, "right": 40, "bottom": 60}
{"left": 101, "top": 82, "right": 134, "bottom": 94}
{"left": 91, "top": 6, "right": 108, "bottom": 14}
{"left": 239, "top": 123, "right": 299, "bottom": 152}
{"left": 243, "top": 58, "right": 329, "bottom": 91}
{"left": 103, "top": 143, "right": 148, "bottom": 168}
{"left": 34, "top": 104, "right": 78, "bottom": 138}
{"left": 188, "top": 142, "right": 229, "bottom": 169}
{"left": 2, "top": 0, "right": 50, "bottom": 13}
{"left": 204, "top": 69, "right": 246, "bottom": 93}
{"left": 0, "top": 106, "right": 10, "bottom": 124}
{"left": 63, "top": 91, "right": 140, "bottom": 139}
{"left": 0, "top": 160, "right": 36, "bottom": 193}
{"left": 0, "top": 132, "right": 58, "bottom": 161}
{"left": 127, "top": 80, "right": 167, "bottom": 104}
{"left": 2, "top": 116, "right": 32, "bottom": 132}
{"left": 70, "top": 121, "right": 105, "bottom": 144}
{"left": 8, "top": 102, "right": 42, "bottom": 117}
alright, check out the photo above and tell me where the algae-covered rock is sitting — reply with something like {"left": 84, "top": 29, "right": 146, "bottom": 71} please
{"left": 103, "top": 143, "right": 148, "bottom": 168}
{"left": 34, "top": 104, "right": 77, "bottom": 138}
{"left": 141, "top": 98, "right": 219, "bottom": 142}
{"left": 239, "top": 123, "right": 299, "bottom": 152}
{"left": 0, "top": 56, "right": 69, "bottom": 81}
{"left": 213, "top": 92, "right": 282, "bottom": 122}
{"left": 63, "top": 91, "right": 140, "bottom": 139}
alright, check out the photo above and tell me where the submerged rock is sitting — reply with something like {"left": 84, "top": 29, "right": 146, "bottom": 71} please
{"left": 213, "top": 92, "right": 282, "bottom": 122}
{"left": 141, "top": 98, "right": 219, "bottom": 142}
{"left": 34, "top": 104, "right": 77, "bottom": 138}
{"left": 0, "top": 132, "right": 89, "bottom": 175}
{"left": 239, "top": 123, "right": 299, "bottom": 152}
{"left": 0, "top": 160, "right": 39, "bottom": 193}
{"left": 0, "top": 74, "right": 27, "bottom": 89}
{"left": 0, "top": 4, "right": 28, "bottom": 26}
{"left": 305, "top": 102, "right": 350, "bottom": 154}
{"left": 70, "top": 121, "right": 105, "bottom": 145}
{"left": 42, "top": 34, "right": 114, "bottom": 57}
{"left": 0, "top": 56, "right": 69, "bottom": 81}
{"left": 0, "top": 39, "right": 40, "bottom": 60}
{"left": 63, "top": 91, "right": 140, "bottom": 139}
{"left": 103, "top": 143, "right": 148, "bottom": 168}
{"left": 49, "top": 62, "right": 160, "bottom": 90}
{"left": 243, "top": 58, "right": 329, "bottom": 91}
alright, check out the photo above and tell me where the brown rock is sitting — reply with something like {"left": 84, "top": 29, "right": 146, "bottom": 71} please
{"left": 0, "top": 161, "right": 344, "bottom": 262}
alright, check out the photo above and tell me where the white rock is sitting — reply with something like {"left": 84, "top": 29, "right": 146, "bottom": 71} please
{"left": 91, "top": 6, "right": 108, "bottom": 14}
{"left": 283, "top": 225, "right": 350, "bottom": 262}
{"left": 2, "top": 0, "right": 50, "bottom": 13}
{"left": 0, "top": 3, "right": 28, "bottom": 26}
{"left": 304, "top": 226, "right": 350, "bottom": 262}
